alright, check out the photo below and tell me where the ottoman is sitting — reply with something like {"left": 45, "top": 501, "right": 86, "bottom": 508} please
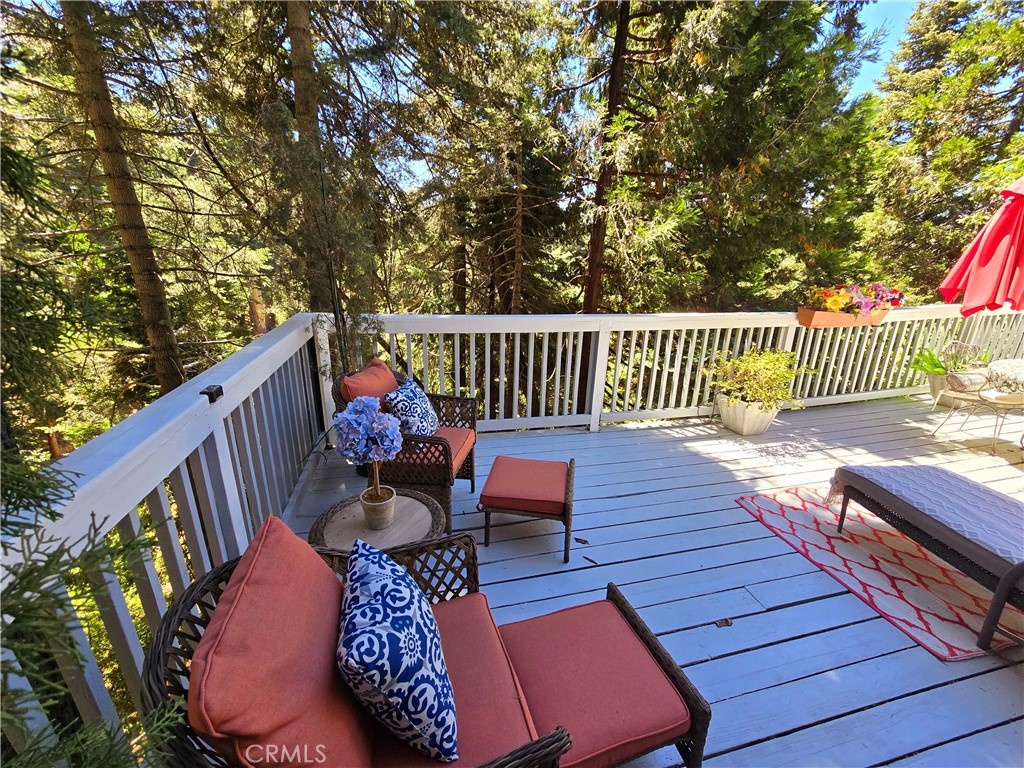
{"left": 480, "top": 456, "right": 575, "bottom": 563}
{"left": 499, "top": 585, "right": 710, "bottom": 768}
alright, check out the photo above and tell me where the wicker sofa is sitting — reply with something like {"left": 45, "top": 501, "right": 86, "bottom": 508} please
{"left": 143, "top": 525, "right": 711, "bottom": 768}
{"left": 332, "top": 364, "right": 477, "bottom": 533}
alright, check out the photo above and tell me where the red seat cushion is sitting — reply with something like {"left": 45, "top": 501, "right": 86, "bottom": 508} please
{"left": 481, "top": 455, "right": 568, "bottom": 515}
{"left": 499, "top": 600, "right": 691, "bottom": 768}
{"left": 188, "top": 516, "right": 372, "bottom": 767}
{"left": 373, "top": 592, "right": 537, "bottom": 767}
{"left": 341, "top": 357, "right": 399, "bottom": 402}
{"left": 434, "top": 427, "right": 476, "bottom": 478}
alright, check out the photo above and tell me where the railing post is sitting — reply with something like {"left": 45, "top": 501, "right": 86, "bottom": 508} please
{"left": 1, "top": 648, "right": 58, "bottom": 751}
{"left": 85, "top": 560, "right": 145, "bottom": 713}
{"left": 115, "top": 508, "right": 168, "bottom": 632}
{"left": 313, "top": 314, "right": 336, "bottom": 443}
{"left": 778, "top": 323, "right": 798, "bottom": 354}
{"left": 51, "top": 583, "right": 122, "bottom": 727}
{"left": 777, "top": 323, "right": 801, "bottom": 399}
{"left": 588, "top": 319, "right": 612, "bottom": 432}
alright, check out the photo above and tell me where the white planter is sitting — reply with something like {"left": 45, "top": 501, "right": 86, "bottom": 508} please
{"left": 716, "top": 395, "right": 780, "bottom": 436}
{"left": 926, "top": 373, "right": 946, "bottom": 402}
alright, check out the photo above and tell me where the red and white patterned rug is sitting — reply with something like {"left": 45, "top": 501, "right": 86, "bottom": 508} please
{"left": 736, "top": 487, "right": 1024, "bottom": 661}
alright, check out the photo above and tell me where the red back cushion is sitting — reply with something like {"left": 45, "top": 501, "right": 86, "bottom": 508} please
{"left": 188, "top": 516, "right": 372, "bottom": 767}
{"left": 341, "top": 358, "right": 399, "bottom": 403}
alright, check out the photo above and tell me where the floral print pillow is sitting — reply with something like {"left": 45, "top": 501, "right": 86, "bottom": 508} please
{"left": 384, "top": 379, "right": 440, "bottom": 436}
{"left": 337, "top": 540, "right": 458, "bottom": 761}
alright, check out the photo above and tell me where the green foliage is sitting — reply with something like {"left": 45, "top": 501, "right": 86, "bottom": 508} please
{"left": 1, "top": 458, "right": 177, "bottom": 762}
{"left": 909, "top": 343, "right": 989, "bottom": 375}
{"left": 3, "top": 707, "right": 178, "bottom": 768}
{"left": 858, "top": 0, "right": 1024, "bottom": 294}
{"left": 704, "top": 348, "right": 816, "bottom": 410}
{"left": 908, "top": 347, "right": 947, "bottom": 375}
{"left": 581, "top": 0, "right": 879, "bottom": 311}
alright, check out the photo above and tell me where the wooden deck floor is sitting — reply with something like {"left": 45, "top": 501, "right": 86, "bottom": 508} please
{"left": 284, "top": 396, "right": 1024, "bottom": 767}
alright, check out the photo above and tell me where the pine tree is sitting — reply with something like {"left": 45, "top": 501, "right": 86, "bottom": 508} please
{"left": 859, "top": 0, "right": 1024, "bottom": 296}
{"left": 60, "top": 0, "right": 185, "bottom": 394}
{"left": 577, "top": 0, "right": 876, "bottom": 311}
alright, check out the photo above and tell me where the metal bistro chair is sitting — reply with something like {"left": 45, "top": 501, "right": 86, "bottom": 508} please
{"left": 932, "top": 358, "right": 1024, "bottom": 453}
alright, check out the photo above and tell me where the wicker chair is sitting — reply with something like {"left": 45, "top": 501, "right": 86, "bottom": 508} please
{"left": 333, "top": 370, "right": 477, "bottom": 533}
{"left": 142, "top": 534, "right": 571, "bottom": 768}
{"left": 143, "top": 533, "right": 711, "bottom": 768}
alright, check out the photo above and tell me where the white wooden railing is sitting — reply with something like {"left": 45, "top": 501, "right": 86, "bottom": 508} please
{"left": 359, "top": 306, "right": 1024, "bottom": 432}
{"left": 2, "top": 314, "right": 333, "bottom": 737}
{"left": 2, "top": 304, "right": 1021, "bottom": 741}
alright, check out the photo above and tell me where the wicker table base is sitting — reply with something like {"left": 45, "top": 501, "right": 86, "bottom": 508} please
{"left": 307, "top": 488, "right": 445, "bottom": 552}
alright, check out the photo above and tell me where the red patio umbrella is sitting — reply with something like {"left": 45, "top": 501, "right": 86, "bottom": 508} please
{"left": 938, "top": 177, "right": 1024, "bottom": 316}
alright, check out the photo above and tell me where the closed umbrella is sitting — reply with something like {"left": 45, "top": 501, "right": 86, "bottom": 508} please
{"left": 938, "top": 177, "right": 1024, "bottom": 316}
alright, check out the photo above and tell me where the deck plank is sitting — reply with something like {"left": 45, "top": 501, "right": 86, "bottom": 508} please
{"left": 710, "top": 665, "right": 1024, "bottom": 767}
{"left": 704, "top": 647, "right": 1018, "bottom": 756}
{"left": 283, "top": 396, "right": 1024, "bottom": 768}
{"left": 886, "top": 719, "right": 1024, "bottom": 766}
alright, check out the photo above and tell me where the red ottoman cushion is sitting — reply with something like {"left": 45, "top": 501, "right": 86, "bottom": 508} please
{"left": 481, "top": 456, "right": 568, "bottom": 515}
{"left": 499, "top": 600, "right": 691, "bottom": 768}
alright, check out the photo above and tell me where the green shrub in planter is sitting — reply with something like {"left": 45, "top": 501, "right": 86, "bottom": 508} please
{"left": 704, "top": 348, "right": 816, "bottom": 411}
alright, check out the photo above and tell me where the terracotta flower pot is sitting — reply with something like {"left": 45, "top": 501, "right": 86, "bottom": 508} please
{"left": 797, "top": 307, "right": 889, "bottom": 328}
{"left": 360, "top": 486, "right": 396, "bottom": 530}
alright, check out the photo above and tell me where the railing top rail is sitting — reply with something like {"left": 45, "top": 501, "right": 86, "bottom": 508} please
{"left": 2, "top": 313, "right": 323, "bottom": 567}
{"left": 365, "top": 304, "right": 978, "bottom": 333}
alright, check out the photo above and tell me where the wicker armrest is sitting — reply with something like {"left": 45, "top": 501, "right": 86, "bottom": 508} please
{"left": 428, "top": 393, "right": 478, "bottom": 430}
{"left": 316, "top": 533, "right": 479, "bottom": 602}
{"left": 479, "top": 727, "right": 572, "bottom": 768}
{"left": 379, "top": 433, "right": 454, "bottom": 486}
{"left": 606, "top": 583, "right": 711, "bottom": 768}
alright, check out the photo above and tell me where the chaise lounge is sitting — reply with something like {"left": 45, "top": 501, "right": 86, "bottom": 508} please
{"left": 143, "top": 518, "right": 711, "bottom": 767}
{"left": 831, "top": 464, "right": 1024, "bottom": 649}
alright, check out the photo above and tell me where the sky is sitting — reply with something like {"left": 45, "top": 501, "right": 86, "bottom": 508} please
{"left": 849, "top": 1, "right": 918, "bottom": 96}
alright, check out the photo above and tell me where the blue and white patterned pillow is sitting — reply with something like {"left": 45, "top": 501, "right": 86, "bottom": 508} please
{"left": 384, "top": 378, "right": 440, "bottom": 436}
{"left": 337, "top": 540, "right": 458, "bottom": 761}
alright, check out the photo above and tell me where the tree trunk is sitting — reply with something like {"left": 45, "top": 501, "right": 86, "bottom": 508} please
{"left": 285, "top": 0, "right": 334, "bottom": 313}
{"left": 511, "top": 139, "right": 524, "bottom": 315}
{"left": 247, "top": 286, "right": 268, "bottom": 335}
{"left": 2, "top": 400, "right": 19, "bottom": 458}
{"left": 583, "top": 0, "right": 631, "bottom": 315}
{"left": 578, "top": 1, "right": 631, "bottom": 412}
{"left": 453, "top": 242, "right": 468, "bottom": 314}
{"left": 61, "top": 1, "right": 184, "bottom": 394}
{"left": 452, "top": 196, "right": 469, "bottom": 315}
{"left": 46, "top": 426, "right": 61, "bottom": 459}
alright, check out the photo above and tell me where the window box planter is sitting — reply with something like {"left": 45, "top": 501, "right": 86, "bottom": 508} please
{"left": 797, "top": 307, "right": 889, "bottom": 329}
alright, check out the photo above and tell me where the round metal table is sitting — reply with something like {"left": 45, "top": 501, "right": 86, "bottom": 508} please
{"left": 307, "top": 488, "right": 445, "bottom": 552}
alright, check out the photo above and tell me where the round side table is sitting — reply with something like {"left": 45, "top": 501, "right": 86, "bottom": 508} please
{"left": 308, "top": 488, "right": 445, "bottom": 552}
